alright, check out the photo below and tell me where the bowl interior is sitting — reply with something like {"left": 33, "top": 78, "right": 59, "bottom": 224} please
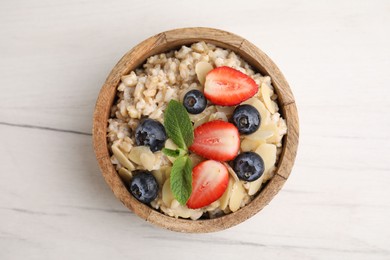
{"left": 93, "top": 27, "right": 299, "bottom": 233}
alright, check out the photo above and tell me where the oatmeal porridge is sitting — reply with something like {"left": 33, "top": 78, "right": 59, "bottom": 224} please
{"left": 107, "top": 41, "right": 287, "bottom": 220}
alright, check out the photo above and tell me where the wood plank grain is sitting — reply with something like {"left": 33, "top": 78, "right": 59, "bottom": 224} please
{"left": 1, "top": 0, "right": 390, "bottom": 258}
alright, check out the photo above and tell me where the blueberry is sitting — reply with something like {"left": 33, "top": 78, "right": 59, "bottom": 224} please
{"left": 231, "top": 104, "right": 261, "bottom": 134}
{"left": 129, "top": 171, "right": 158, "bottom": 203}
{"left": 183, "top": 90, "right": 207, "bottom": 114}
{"left": 233, "top": 152, "right": 264, "bottom": 182}
{"left": 135, "top": 118, "right": 167, "bottom": 152}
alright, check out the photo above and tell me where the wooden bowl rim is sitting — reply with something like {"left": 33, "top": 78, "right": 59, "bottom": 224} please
{"left": 93, "top": 27, "right": 299, "bottom": 233}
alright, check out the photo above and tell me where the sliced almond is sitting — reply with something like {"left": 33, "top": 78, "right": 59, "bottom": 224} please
{"left": 261, "top": 83, "right": 277, "bottom": 114}
{"left": 190, "top": 211, "right": 204, "bottom": 220}
{"left": 208, "top": 112, "right": 228, "bottom": 122}
{"left": 229, "top": 181, "right": 246, "bottom": 212}
{"left": 152, "top": 168, "right": 166, "bottom": 187}
{"left": 195, "top": 61, "right": 213, "bottom": 85}
{"left": 164, "top": 139, "right": 178, "bottom": 163}
{"left": 205, "top": 200, "right": 220, "bottom": 211}
{"left": 261, "top": 123, "right": 280, "bottom": 144}
{"left": 162, "top": 179, "right": 174, "bottom": 207}
{"left": 193, "top": 114, "right": 210, "bottom": 128}
{"left": 223, "top": 207, "right": 232, "bottom": 215}
{"left": 128, "top": 146, "right": 153, "bottom": 165}
{"left": 245, "top": 130, "right": 274, "bottom": 141}
{"left": 216, "top": 106, "right": 235, "bottom": 117}
{"left": 219, "top": 177, "right": 234, "bottom": 210}
{"left": 112, "top": 144, "right": 135, "bottom": 171}
{"left": 163, "top": 166, "right": 172, "bottom": 180}
{"left": 164, "top": 138, "right": 178, "bottom": 150}
{"left": 242, "top": 97, "right": 271, "bottom": 127}
{"left": 255, "top": 143, "right": 277, "bottom": 172}
{"left": 248, "top": 174, "right": 265, "bottom": 196}
{"left": 140, "top": 152, "right": 156, "bottom": 171}
{"left": 189, "top": 153, "right": 204, "bottom": 166}
{"left": 170, "top": 199, "right": 181, "bottom": 209}
{"left": 178, "top": 208, "right": 193, "bottom": 219}
{"left": 176, "top": 210, "right": 192, "bottom": 219}
{"left": 171, "top": 204, "right": 195, "bottom": 219}
{"left": 189, "top": 105, "right": 216, "bottom": 123}
{"left": 119, "top": 141, "right": 132, "bottom": 153}
{"left": 263, "top": 165, "right": 277, "bottom": 182}
{"left": 223, "top": 162, "right": 239, "bottom": 182}
{"left": 160, "top": 205, "right": 174, "bottom": 217}
{"left": 118, "top": 167, "right": 133, "bottom": 183}
{"left": 240, "top": 138, "right": 265, "bottom": 152}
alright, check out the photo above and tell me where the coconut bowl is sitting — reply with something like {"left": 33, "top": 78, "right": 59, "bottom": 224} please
{"left": 93, "top": 27, "right": 299, "bottom": 233}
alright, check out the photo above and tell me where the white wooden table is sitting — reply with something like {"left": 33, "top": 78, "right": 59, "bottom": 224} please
{"left": 1, "top": 1, "right": 389, "bottom": 259}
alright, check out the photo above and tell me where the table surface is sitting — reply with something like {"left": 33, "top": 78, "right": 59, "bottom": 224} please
{"left": 1, "top": 0, "right": 389, "bottom": 259}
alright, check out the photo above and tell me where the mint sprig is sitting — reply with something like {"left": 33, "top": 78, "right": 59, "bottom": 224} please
{"left": 163, "top": 100, "right": 195, "bottom": 205}
{"left": 162, "top": 148, "right": 181, "bottom": 158}
{"left": 164, "top": 100, "right": 194, "bottom": 150}
{"left": 162, "top": 148, "right": 186, "bottom": 158}
{"left": 170, "top": 156, "right": 192, "bottom": 205}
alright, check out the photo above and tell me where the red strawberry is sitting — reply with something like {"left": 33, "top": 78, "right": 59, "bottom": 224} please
{"left": 204, "top": 66, "right": 258, "bottom": 106}
{"left": 189, "top": 120, "right": 240, "bottom": 161}
{"left": 187, "top": 160, "right": 229, "bottom": 209}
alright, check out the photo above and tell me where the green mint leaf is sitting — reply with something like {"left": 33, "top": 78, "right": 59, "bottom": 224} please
{"left": 162, "top": 148, "right": 180, "bottom": 158}
{"left": 164, "top": 100, "right": 194, "bottom": 150}
{"left": 170, "top": 156, "right": 192, "bottom": 205}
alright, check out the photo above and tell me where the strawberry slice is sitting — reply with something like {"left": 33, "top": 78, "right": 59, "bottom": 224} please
{"left": 187, "top": 160, "right": 229, "bottom": 209}
{"left": 189, "top": 120, "right": 240, "bottom": 161}
{"left": 204, "top": 66, "right": 258, "bottom": 106}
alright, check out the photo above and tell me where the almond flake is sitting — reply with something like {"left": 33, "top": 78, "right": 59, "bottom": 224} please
{"left": 195, "top": 62, "right": 213, "bottom": 85}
